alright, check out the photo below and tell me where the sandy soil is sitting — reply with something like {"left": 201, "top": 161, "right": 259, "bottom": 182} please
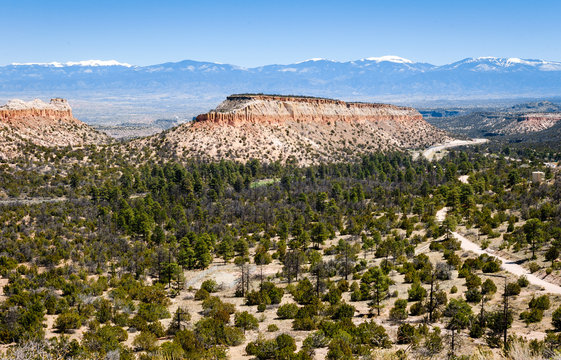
{"left": 0, "top": 278, "right": 8, "bottom": 302}
{"left": 458, "top": 175, "right": 469, "bottom": 184}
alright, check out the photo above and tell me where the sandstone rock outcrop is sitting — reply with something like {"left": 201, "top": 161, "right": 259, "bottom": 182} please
{"left": 195, "top": 94, "right": 423, "bottom": 125}
{"left": 499, "top": 113, "right": 561, "bottom": 135}
{"left": 0, "top": 98, "right": 110, "bottom": 160}
{"left": 142, "top": 94, "right": 451, "bottom": 165}
{"left": 0, "top": 98, "right": 78, "bottom": 127}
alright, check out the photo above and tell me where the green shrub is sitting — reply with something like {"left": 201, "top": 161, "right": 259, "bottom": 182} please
{"left": 277, "top": 303, "right": 299, "bottom": 319}
{"left": 113, "top": 312, "right": 130, "bottom": 327}
{"left": 505, "top": 282, "right": 521, "bottom": 296}
{"left": 138, "top": 303, "right": 170, "bottom": 322}
{"left": 293, "top": 317, "right": 316, "bottom": 331}
{"left": 529, "top": 262, "right": 541, "bottom": 273}
{"left": 409, "top": 301, "right": 426, "bottom": 316}
{"left": 129, "top": 314, "right": 148, "bottom": 332}
{"left": 407, "top": 282, "right": 427, "bottom": 302}
{"left": 529, "top": 295, "right": 550, "bottom": 310}
{"left": 397, "top": 323, "right": 416, "bottom": 344}
{"left": 200, "top": 279, "right": 218, "bottom": 293}
{"left": 389, "top": 299, "right": 408, "bottom": 321}
{"left": 520, "top": 308, "right": 544, "bottom": 324}
{"left": 292, "top": 278, "right": 315, "bottom": 305}
{"left": 332, "top": 303, "right": 355, "bottom": 320}
{"left": 517, "top": 276, "right": 529, "bottom": 288}
{"left": 54, "top": 311, "right": 81, "bottom": 333}
{"left": 482, "top": 260, "right": 500, "bottom": 273}
{"left": 481, "top": 279, "right": 497, "bottom": 295}
{"left": 94, "top": 298, "right": 113, "bottom": 324}
{"left": 234, "top": 311, "right": 259, "bottom": 332}
{"left": 134, "top": 331, "right": 158, "bottom": 351}
{"left": 303, "top": 331, "right": 329, "bottom": 349}
{"left": 469, "top": 323, "right": 484, "bottom": 338}
{"left": 147, "top": 321, "right": 165, "bottom": 338}
{"left": 246, "top": 333, "right": 297, "bottom": 359}
{"left": 194, "top": 288, "right": 210, "bottom": 301}
{"left": 552, "top": 306, "right": 561, "bottom": 331}
{"left": 465, "top": 288, "right": 482, "bottom": 303}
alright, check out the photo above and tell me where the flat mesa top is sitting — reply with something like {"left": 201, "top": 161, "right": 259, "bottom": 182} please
{"left": 224, "top": 94, "right": 412, "bottom": 110}
{"left": 0, "top": 98, "right": 71, "bottom": 112}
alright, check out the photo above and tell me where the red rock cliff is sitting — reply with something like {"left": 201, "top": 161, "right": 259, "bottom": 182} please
{"left": 0, "top": 98, "right": 79, "bottom": 128}
{"left": 0, "top": 98, "right": 110, "bottom": 160}
{"left": 195, "top": 94, "right": 423, "bottom": 126}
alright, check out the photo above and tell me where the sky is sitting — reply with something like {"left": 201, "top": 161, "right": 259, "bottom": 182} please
{"left": 1, "top": 0, "right": 561, "bottom": 67}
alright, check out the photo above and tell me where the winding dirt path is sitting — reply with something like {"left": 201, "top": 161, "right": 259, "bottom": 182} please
{"left": 452, "top": 231, "right": 561, "bottom": 294}
{"left": 0, "top": 197, "right": 68, "bottom": 205}
{"left": 0, "top": 193, "right": 147, "bottom": 206}
{"left": 433, "top": 206, "right": 561, "bottom": 294}
{"left": 414, "top": 138, "right": 488, "bottom": 161}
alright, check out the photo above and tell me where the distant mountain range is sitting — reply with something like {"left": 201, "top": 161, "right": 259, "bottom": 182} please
{"left": 1, "top": 56, "right": 561, "bottom": 124}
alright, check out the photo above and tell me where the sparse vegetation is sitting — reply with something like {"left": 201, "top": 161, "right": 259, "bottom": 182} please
{"left": 0, "top": 128, "right": 561, "bottom": 360}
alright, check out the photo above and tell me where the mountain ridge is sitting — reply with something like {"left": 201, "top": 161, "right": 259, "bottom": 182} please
{"left": 7, "top": 56, "right": 561, "bottom": 69}
{"left": 3, "top": 56, "right": 561, "bottom": 124}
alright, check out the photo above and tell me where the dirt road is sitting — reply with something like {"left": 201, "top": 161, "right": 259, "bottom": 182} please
{"left": 452, "top": 231, "right": 561, "bottom": 294}
{"left": 433, "top": 206, "right": 561, "bottom": 294}
{"left": 413, "top": 138, "right": 488, "bottom": 161}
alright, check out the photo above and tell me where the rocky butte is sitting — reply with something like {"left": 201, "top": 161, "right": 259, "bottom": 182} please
{"left": 145, "top": 94, "right": 451, "bottom": 165}
{"left": 0, "top": 98, "right": 110, "bottom": 160}
{"left": 195, "top": 94, "right": 424, "bottom": 125}
{"left": 0, "top": 98, "right": 77, "bottom": 127}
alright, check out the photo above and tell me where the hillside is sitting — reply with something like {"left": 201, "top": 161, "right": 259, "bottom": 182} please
{"left": 424, "top": 101, "right": 561, "bottom": 139}
{"left": 0, "top": 98, "right": 110, "bottom": 160}
{"left": 2, "top": 143, "right": 561, "bottom": 360}
{"left": 136, "top": 94, "right": 451, "bottom": 165}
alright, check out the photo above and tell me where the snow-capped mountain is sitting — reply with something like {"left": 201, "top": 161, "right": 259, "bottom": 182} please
{"left": 1, "top": 56, "right": 560, "bottom": 123}
{"left": 439, "top": 57, "right": 561, "bottom": 72}
{"left": 10, "top": 60, "right": 133, "bottom": 67}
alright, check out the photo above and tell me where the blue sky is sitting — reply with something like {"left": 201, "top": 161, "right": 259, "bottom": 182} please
{"left": 1, "top": 0, "right": 560, "bottom": 67}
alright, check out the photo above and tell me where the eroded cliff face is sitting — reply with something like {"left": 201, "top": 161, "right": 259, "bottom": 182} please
{"left": 499, "top": 113, "right": 561, "bottom": 135}
{"left": 0, "top": 99, "right": 78, "bottom": 128}
{"left": 195, "top": 94, "right": 423, "bottom": 125}
{"left": 0, "top": 98, "right": 110, "bottom": 160}
{"left": 143, "top": 94, "right": 451, "bottom": 165}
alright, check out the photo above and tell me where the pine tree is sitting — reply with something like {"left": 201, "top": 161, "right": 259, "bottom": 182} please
{"left": 193, "top": 238, "right": 212, "bottom": 269}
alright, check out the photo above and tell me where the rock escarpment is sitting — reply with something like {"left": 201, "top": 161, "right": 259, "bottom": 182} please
{"left": 0, "top": 98, "right": 77, "bottom": 127}
{"left": 195, "top": 95, "right": 423, "bottom": 125}
{"left": 0, "top": 98, "right": 110, "bottom": 160}
{"left": 145, "top": 94, "right": 451, "bottom": 165}
{"left": 499, "top": 113, "right": 561, "bottom": 135}
{"left": 424, "top": 101, "right": 561, "bottom": 139}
